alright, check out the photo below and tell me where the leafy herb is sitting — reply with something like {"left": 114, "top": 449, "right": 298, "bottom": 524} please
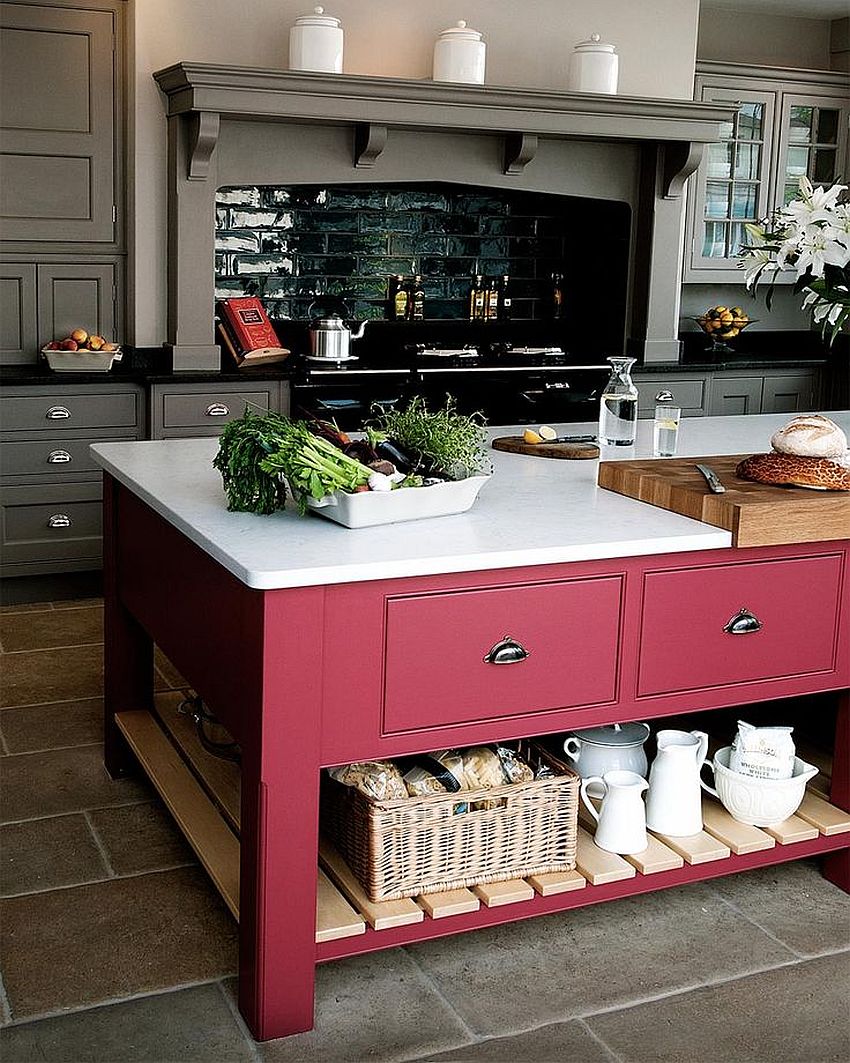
{"left": 259, "top": 422, "right": 372, "bottom": 514}
{"left": 371, "top": 397, "right": 488, "bottom": 480}
{"left": 212, "top": 409, "right": 290, "bottom": 515}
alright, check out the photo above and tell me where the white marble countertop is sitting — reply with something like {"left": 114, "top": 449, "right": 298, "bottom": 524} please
{"left": 91, "top": 411, "right": 849, "bottom": 590}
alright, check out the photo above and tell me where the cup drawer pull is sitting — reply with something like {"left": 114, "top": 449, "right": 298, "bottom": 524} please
{"left": 47, "top": 450, "right": 72, "bottom": 464}
{"left": 48, "top": 513, "right": 72, "bottom": 529}
{"left": 46, "top": 405, "right": 71, "bottom": 420}
{"left": 205, "top": 402, "right": 230, "bottom": 417}
{"left": 483, "top": 635, "right": 530, "bottom": 665}
{"left": 723, "top": 607, "right": 762, "bottom": 635}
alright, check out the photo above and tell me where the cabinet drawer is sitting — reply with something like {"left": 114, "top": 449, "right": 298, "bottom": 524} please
{"left": 150, "top": 383, "right": 277, "bottom": 437}
{"left": 0, "top": 391, "right": 139, "bottom": 432}
{"left": 636, "top": 377, "right": 707, "bottom": 418}
{"left": 382, "top": 576, "right": 623, "bottom": 734}
{"left": 0, "top": 436, "right": 129, "bottom": 479}
{"left": 0, "top": 483, "right": 103, "bottom": 568}
{"left": 638, "top": 554, "right": 843, "bottom": 697}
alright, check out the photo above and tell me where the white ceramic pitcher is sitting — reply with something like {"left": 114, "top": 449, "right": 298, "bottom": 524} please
{"left": 580, "top": 769, "right": 649, "bottom": 855}
{"left": 645, "top": 729, "right": 709, "bottom": 836}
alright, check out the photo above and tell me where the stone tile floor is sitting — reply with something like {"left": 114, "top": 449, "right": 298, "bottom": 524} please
{"left": 0, "top": 597, "right": 848, "bottom": 1062}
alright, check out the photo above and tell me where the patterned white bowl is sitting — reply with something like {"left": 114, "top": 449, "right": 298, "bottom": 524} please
{"left": 702, "top": 746, "right": 818, "bottom": 826}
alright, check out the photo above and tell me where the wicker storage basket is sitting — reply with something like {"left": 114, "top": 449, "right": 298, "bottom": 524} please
{"left": 321, "top": 740, "right": 579, "bottom": 902}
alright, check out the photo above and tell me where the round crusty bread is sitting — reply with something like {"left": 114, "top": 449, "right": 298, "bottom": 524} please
{"left": 736, "top": 453, "right": 850, "bottom": 491}
{"left": 770, "top": 415, "right": 847, "bottom": 458}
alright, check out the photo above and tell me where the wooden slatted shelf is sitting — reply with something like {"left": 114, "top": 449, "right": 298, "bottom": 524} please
{"left": 117, "top": 706, "right": 850, "bottom": 955}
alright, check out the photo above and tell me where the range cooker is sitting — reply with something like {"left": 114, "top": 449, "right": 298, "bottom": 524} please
{"left": 291, "top": 341, "right": 610, "bottom": 430}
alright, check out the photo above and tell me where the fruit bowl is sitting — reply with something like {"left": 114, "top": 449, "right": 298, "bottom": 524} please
{"left": 694, "top": 306, "right": 756, "bottom": 353}
{"left": 41, "top": 346, "right": 122, "bottom": 373}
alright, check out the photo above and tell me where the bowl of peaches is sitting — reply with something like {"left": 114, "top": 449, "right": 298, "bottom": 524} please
{"left": 693, "top": 306, "right": 755, "bottom": 353}
{"left": 41, "top": 329, "right": 121, "bottom": 373}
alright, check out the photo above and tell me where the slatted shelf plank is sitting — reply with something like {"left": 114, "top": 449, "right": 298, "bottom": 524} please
{"left": 417, "top": 889, "right": 480, "bottom": 919}
{"left": 795, "top": 792, "right": 850, "bottom": 836}
{"left": 649, "top": 829, "right": 730, "bottom": 865}
{"left": 316, "top": 869, "right": 366, "bottom": 942}
{"left": 701, "top": 799, "right": 776, "bottom": 855}
{"left": 578, "top": 799, "right": 682, "bottom": 875}
{"left": 762, "top": 814, "right": 819, "bottom": 844}
{"left": 472, "top": 879, "right": 535, "bottom": 907}
{"left": 318, "top": 839, "right": 424, "bottom": 930}
{"left": 115, "top": 709, "right": 241, "bottom": 919}
{"left": 575, "top": 826, "right": 636, "bottom": 885}
{"left": 527, "top": 870, "right": 587, "bottom": 896}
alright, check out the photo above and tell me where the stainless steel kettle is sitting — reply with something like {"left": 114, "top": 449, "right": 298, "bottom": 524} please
{"left": 308, "top": 312, "right": 368, "bottom": 361}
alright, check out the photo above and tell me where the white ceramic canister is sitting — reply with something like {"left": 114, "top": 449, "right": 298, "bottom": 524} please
{"left": 433, "top": 20, "right": 486, "bottom": 85}
{"left": 289, "top": 6, "right": 344, "bottom": 74}
{"left": 568, "top": 33, "right": 619, "bottom": 94}
{"left": 563, "top": 722, "right": 650, "bottom": 798}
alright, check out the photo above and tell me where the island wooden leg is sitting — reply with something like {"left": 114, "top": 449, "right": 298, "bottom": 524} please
{"left": 238, "top": 588, "right": 324, "bottom": 1041}
{"left": 824, "top": 690, "right": 850, "bottom": 894}
{"left": 102, "top": 474, "right": 153, "bottom": 778}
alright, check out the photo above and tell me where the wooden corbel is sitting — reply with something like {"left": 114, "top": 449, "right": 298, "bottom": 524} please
{"left": 187, "top": 111, "right": 220, "bottom": 181}
{"left": 503, "top": 132, "right": 538, "bottom": 175}
{"left": 354, "top": 122, "right": 388, "bottom": 168}
{"left": 661, "top": 141, "right": 704, "bottom": 200}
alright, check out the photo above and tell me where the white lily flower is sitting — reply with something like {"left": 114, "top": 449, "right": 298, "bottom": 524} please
{"left": 742, "top": 248, "right": 777, "bottom": 288}
{"left": 812, "top": 300, "right": 831, "bottom": 323}
{"left": 828, "top": 302, "right": 844, "bottom": 326}
{"left": 801, "top": 289, "right": 820, "bottom": 309}
{"left": 794, "top": 229, "right": 850, "bottom": 278}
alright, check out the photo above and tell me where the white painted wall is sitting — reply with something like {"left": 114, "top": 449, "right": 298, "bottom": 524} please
{"left": 130, "top": 0, "right": 701, "bottom": 346}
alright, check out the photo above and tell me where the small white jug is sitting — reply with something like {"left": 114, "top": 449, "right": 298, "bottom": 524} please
{"left": 580, "top": 769, "right": 649, "bottom": 855}
{"left": 645, "top": 729, "right": 709, "bottom": 837}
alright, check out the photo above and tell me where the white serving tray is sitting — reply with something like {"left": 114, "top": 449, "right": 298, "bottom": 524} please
{"left": 300, "top": 475, "right": 490, "bottom": 528}
{"left": 42, "top": 348, "right": 122, "bottom": 373}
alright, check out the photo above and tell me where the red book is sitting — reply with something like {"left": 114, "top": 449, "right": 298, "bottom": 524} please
{"left": 217, "top": 297, "right": 290, "bottom": 365}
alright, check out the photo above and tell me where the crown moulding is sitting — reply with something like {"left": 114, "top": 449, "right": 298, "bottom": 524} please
{"left": 154, "top": 62, "right": 733, "bottom": 196}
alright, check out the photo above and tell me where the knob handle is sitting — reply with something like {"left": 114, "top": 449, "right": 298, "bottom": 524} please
{"left": 48, "top": 513, "right": 71, "bottom": 529}
{"left": 205, "top": 402, "right": 230, "bottom": 417}
{"left": 723, "top": 607, "right": 762, "bottom": 635}
{"left": 47, "top": 449, "right": 71, "bottom": 464}
{"left": 46, "top": 405, "right": 71, "bottom": 419}
{"left": 483, "top": 635, "right": 530, "bottom": 665}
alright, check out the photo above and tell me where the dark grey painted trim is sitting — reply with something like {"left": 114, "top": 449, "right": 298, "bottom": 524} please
{"left": 696, "top": 60, "right": 850, "bottom": 90}
{"left": 503, "top": 133, "right": 539, "bottom": 175}
{"left": 353, "top": 122, "right": 388, "bottom": 169}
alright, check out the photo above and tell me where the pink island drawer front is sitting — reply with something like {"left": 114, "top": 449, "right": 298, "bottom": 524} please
{"left": 638, "top": 552, "right": 845, "bottom": 698}
{"left": 382, "top": 575, "right": 623, "bottom": 734}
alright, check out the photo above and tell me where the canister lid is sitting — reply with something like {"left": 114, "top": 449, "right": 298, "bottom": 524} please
{"left": 567, "top": 722, "right": 649, "bottom": 746}
{"left": 573, "top": 33, "right": 616, "bottom": 53}
{"left": 294, "top": 6, "right": 341, "bottom": 28}
{"left": 437, "top": 19, "right": 484, "bottom": 42}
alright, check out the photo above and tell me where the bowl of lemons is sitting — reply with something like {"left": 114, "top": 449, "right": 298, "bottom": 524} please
{"left": 694, "top": 306, "right": 755, "bottom": 352}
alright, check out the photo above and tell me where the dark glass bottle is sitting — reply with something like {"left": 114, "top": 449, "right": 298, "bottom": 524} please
{"left": 486, "top": 278, "right": 499, "bottom": 321}
{"left": 408, "top": 275, "right": 425, "bottom": 321}
{"left": 551, "top": 272, "right": 565, "bottom": 319}
{"left": 497, "top": 275, "right": 512, "bottom": 321}
{"left": 470, "top": 274, "right": 486, "bottom": 321}
{"left": 389, "top": 274, "right": 408, "bottom": 320}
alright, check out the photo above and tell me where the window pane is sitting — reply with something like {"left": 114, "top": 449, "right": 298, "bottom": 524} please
{"left": 737, "top": 103, "right": 764, "bottom": 140}
{"left": 785, "top": 145, "right": 810, "bottom": 178}
{"left": 730, "top": 184, "right": 757, "bottom": 219}
{"left": 728, "top": 223, "right": 748, "bottom": 258}
{"left": 734, "top": 143, "right": 760, "bottom": 180}
{"left": 707, "top": 142, "right": 732, "bottom": 178}
{"left": 816, "top": 108, "right": 839, "bottom": 145}
{"left": 703, "top": 221, "right": 727, "bottom": 258}
{"left": 705, "top": 182, "right": 730, "bottom": 219}
{"left": 784, "top": 181, "right": 800, "bottom": 205}
{"left": 788, "top": 106, "right": 813, "bottom": 143}
{"left": 813, "top": 147, "right": 837, "bottom": 184}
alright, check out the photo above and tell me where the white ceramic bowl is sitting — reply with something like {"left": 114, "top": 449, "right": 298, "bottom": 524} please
{"left": 42, "top": 347, "right": 122, "bottom": 373}
{"left": 702, "top": 746, "right": 817, "bottom": 826}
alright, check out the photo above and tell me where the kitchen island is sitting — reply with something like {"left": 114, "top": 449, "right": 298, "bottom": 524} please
{"left": 92, "top": 413, "right": 850, "bottom": 1042}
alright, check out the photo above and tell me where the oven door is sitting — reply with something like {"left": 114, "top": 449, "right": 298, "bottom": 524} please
{"left": 291, "top": 372, "right": 411, "bottom": 431}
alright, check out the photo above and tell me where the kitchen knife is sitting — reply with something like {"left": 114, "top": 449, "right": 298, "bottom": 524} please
{"left": 695, "top": 463, "right": 726, "bottom": 494}
{"left": 543, "top": 434, "right": 597, "bottom": 444}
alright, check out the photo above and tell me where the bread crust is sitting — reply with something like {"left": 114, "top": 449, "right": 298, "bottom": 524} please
{"left": 736, "top": 453, "right": 850, "bottom": 491}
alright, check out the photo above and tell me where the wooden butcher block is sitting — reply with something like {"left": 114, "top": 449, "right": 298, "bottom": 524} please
{"left": 597, "top": 453, "right": 850, "bottom": 547}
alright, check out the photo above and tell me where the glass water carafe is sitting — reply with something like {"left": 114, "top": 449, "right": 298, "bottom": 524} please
{"left": 599, "top": 356, "right": 638, "bottom": 446}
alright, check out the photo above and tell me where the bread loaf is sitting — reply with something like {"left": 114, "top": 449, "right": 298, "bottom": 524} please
{"left": 770, "top": 415, "right": 847, "bottom": 459}
{"left": 736, "top": 453, "right": 850, "bottom": 491}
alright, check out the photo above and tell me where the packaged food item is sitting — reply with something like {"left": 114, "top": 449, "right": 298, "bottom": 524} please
{"left": 328, "top": 760, "right": 408, "bottom": 801}
{"left": 729, "top": 721, "right": 795, "bottom": 781}
{"left": 403, "top": 750, "right": 464, "bottom": 797}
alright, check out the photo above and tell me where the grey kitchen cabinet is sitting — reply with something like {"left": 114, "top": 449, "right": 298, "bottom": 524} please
{"left": 761, "top": 370, "right": 821, "bottom": 414}
{"left": 36, "top": 262, "right": 117, "bottom": 349}
{"left": 685, "top": 63, "right": 849, "bottom": 283}
{"left": 707, "top": 368, "right": 822, "bottom": 416}
{"left": 0, "top": 382, "right": 143, "bottom": 577}
{"left": 707, "top": 374, "right": 764, "bottom": 416}
{"left": 634, "top": 373, "right": 710, "bottom": 418}
{"left": 0, "top": 263, "right": 37, "bottom": 363}
{"left": 148, "top": 380, "right": 290, "bottom": 439}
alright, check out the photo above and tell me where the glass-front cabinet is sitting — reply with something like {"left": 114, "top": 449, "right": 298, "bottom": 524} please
{"left": 685, "top": 63, "right": 849, "bottom": 282}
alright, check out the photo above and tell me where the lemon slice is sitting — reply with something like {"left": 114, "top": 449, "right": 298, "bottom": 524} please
{"left": 523, "top": 428, "right": 543, "bottom": 444}
{"left": 538, "top": 424, "right": 558, "bottom": 442}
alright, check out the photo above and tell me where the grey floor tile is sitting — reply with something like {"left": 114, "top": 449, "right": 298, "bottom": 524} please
{"left": 585, "top": 951, "right": 850, "bottom": 1063}
{"left": 1, "top": 814, "right": 108, "bottom": 897}
{"left": 0, "top": 644, "right": 103, "bottom": 708}
{"left": 408, "top": 883, "right": 796, "bottom": 1037}
{"left": 244, "top": 950, "right": 472, "bottom": 1063}
{"left": 0, "top": 698, "right": 103, "bottom": 754}
{"left": 414, "top": 1020, "right": 612, "bottom": 1061}
{"left": 0, "top": 744, "right": 150, "bottom": 824}
{"left": 1, "top": 866, "right": 237, "bottom": 1017}
{"left": 710, "top": 859, "right": 850, "bottom": 957}
{"left": 0, "top": 605, "right": 103, "bottom": 653}
{"left": 88, "top": 801, "right": 195, "bottom": 874}
{"left": 0, "top": 983, "right": 253, "bottom": 1062}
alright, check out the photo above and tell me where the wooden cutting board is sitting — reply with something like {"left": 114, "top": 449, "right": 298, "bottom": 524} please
{"left": 597, "top": 453, "right": 850, "bottom": 547}
{"left": 492, "top": 436, "right": 600, "bottom": 460}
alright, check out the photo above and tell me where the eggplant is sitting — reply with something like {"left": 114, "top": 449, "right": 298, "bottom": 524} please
{"left": 375, "top": 439, "right": 416, "bottom": 473}
{"left": 344, "top": 439, "right": 379, "bottom": 465}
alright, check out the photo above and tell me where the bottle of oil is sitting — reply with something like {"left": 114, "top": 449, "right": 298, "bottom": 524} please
{"left": 408, "top": 275, "right": 425, "bottom": 321}
{"left": 389, "top": 275, "right": 408, "bottom": 320}
{"left": 497, "top": 275, "right": 512, "bottom": 321}
{"left": 486, "top": 278, "right": 499, "bottom": 321}
{"left": 470, "top": 275, "right": 485, "bottom": 321}
{"left": 551, "top": 272, "right": 565, "bottom": 319}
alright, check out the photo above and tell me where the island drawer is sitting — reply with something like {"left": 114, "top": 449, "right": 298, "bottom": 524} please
{"left": 0, "top": 389, "right": 141, "bottom": 433}
{"left": 0, "top": 433, "right": 136, "bottom": 481}
{"left": 382, "top": 575, "right": 623, "bottom": 734}
{"left": 637, "top": 553, "right": 844, "bottom": 697}
{"left": 149, "top": 382, "right": 282, "bottom": 438}
{"left": 0, "top": 482, "right": 103, "bottom": 570}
